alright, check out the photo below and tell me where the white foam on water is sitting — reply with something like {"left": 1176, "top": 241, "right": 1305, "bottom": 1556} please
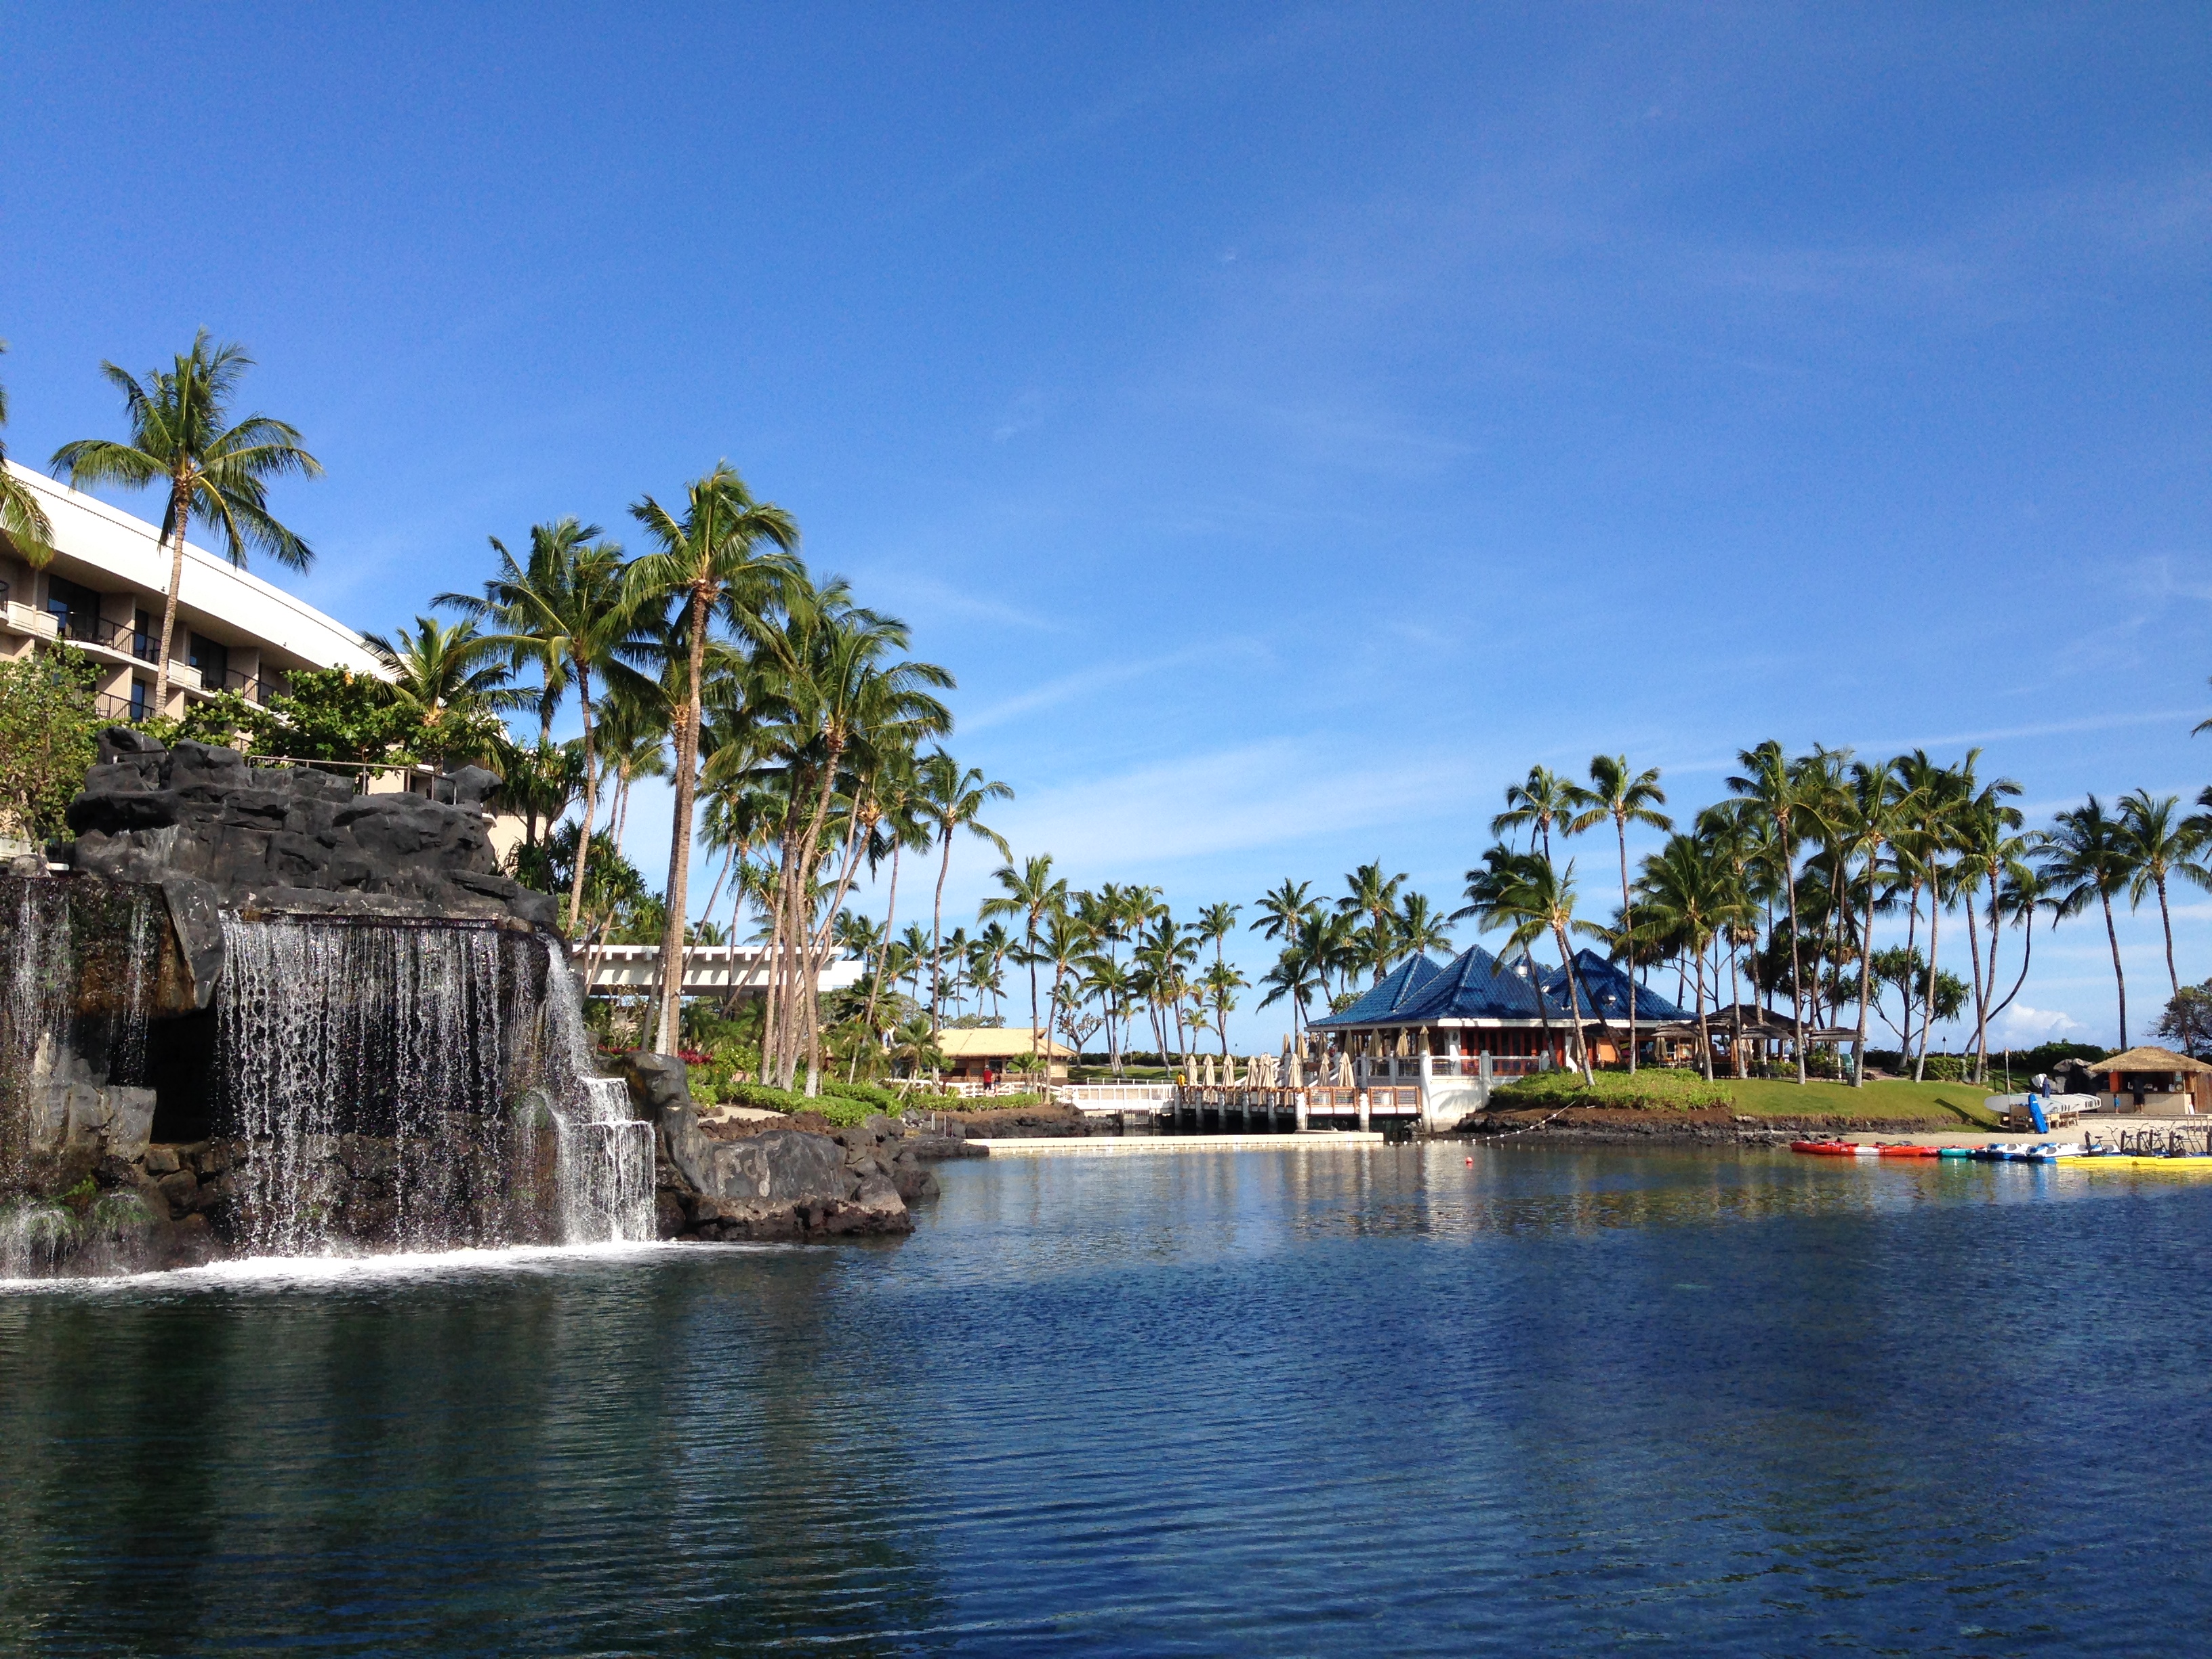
{"left": 0, "top": 1237, "right": 797, "bottom": 1295}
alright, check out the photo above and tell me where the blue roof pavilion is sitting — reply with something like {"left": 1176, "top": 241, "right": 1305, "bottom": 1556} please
{"left": 1540, "top": 949, "right": 1687, "bottom": 1024}
{"left": 1309, "top": 953, "right": 1444, "bottom": 1029}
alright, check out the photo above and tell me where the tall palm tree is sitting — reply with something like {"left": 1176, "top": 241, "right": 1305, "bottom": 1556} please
{"left": 1458, "top": 845, "right": 1599, "bottom": 1083}
{"left": 1201, "top": 959, "right": 1247, "bottom": 1057}
{"left": 625, "top": 464, "right": 800, "bottom": 1053}
{"left": 359, "top": 615, "right": 525, "bottom": 766}
{"left": 0, "top": 342, "right": 55, "bottom": 565}
{"left": 1634, "top": 833, "right": 1748, "bottom": 1081}
{"left": 1838, "top": 759, "right": 1905, "bottom": 1085}
{"left": 851, "top": 747, "right": 933, "bottom": 1077}
{"left": 1727, "top": 742, "right": 1814, "bottom": 1082}
{"left": 2120, "top": 790, "right": 2209, "bottom": 1000}
{"left": 1493, "top": 766, "right": 1574, "bottom": 864}
{"left": 2044, "top": 796, "right": 2137, "bottom": 1048}
{"left": 52, "top": 331, "right": 321, "bottom": 710}
{"left": 441, "top": 524, "right": 657, "bottom": 930}
{"left": 1565, "top": 756, "right": 1671, "bottom": 1073}
{"left": 1251, "top": 878, "right": 1320, "bottom": 945}
{"left": 1257, "top": 945, "right": 1325, "bottom": 1048}
{"left": 1394, "top": 892, "right": 1454, "bottom": 962}
{"left": 1338, "top": 862, "right": 1407, "bottom": 983}
{"left": 1192, "top": 901, "right": 1242, "bottom": 971}
{"left": 920, "top": 752, "right": 1012, "bottom": 1034}
{"left": 1951, "top": 769, "right": 2026, "bottom": 1079}
{"left": 980, "top": 855, "right": 1067, "bottom": 1067}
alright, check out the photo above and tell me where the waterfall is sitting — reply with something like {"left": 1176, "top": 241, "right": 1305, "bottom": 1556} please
{"left": 1, "top": 881, "right": 75, "bottom": 1179}
{"left": 213, "top": 915, "right": 655, "bottom": 1254}
{"left": 541, "top": 957, "right": 656, "bottom": 1244}
{"left": 110, "top": 888, "right": 157, "bottom": 1086}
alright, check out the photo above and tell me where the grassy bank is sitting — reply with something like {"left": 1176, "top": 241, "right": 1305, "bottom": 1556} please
{"left": 1492, "top": 1070, "right": 2002, "bottom": 1128}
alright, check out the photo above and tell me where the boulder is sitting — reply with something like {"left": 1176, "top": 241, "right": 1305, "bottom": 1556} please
{"left": 67, "top": 732, "right": 553, "bottom": 935}
{"left": 617, "top": 1051, "right": 911, "bottom": 1241}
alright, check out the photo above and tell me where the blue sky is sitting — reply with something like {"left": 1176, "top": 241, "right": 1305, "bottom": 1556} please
{"left": 7, "top": 4, "right": 2209, "bottom": 1049}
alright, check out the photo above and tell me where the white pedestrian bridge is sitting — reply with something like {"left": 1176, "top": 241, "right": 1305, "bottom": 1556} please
{"left": 581, "top": 943, "right": 865, "bottom": 998}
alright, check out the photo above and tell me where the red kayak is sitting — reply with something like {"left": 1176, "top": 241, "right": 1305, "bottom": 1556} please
{"left": 1877, "top": 1145, "right": 1942, "bottom": 1158}
{"left": 1790, "top": 1141, "right": 1860, "bottom": 1156}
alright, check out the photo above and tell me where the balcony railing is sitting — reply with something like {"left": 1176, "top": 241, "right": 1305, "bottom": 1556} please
{"left": 47, "top": 611, "right": 162, "bottom": 663}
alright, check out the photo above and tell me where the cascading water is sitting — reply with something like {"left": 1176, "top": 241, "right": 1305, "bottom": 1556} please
{"left": 541, "top": 960, "right": 656, "bottom": 1244}
{"left": 215, "top": 915, "right": 655, "bottom": 1254}
{"left": 1, "top": 881, "right": 78, "bottom": 1184}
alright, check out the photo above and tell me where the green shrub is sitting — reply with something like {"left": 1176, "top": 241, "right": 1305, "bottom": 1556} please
{"left": 1490, "top": 1068, "right": 1735, "bottom": 1113}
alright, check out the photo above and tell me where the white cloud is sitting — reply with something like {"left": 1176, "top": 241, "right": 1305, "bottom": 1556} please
{"left": 1991, "top": 1004, "right": 2083, "bottom": 1046}
{"left": 990, "top": 738, "right": 1478, "bottom": 873}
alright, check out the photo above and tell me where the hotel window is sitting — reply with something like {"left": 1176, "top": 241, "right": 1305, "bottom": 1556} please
{"left": 133, "top": 609, "right": 157, "bottom": 663}
{"left": 43, "top": 575, "right": 102, "bottom": 642}
{"left": 187, "top": 632, "right": 230, "bottom": 690}
{"left": 129, "top": 679, "right": 150, "bottom": 722}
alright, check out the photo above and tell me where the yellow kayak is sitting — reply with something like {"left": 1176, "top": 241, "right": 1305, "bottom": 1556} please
{"left": 2063, "top": 1156, "right": 2212, "bottom": 1173}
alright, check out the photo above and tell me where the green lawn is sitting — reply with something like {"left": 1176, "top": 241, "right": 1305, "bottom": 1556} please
{"left": 1491, "top": 1069, "right": 2002, "bottom": 1128}
{"left": 1727, "top": 1077, "right": 2002, "bottom": 1128}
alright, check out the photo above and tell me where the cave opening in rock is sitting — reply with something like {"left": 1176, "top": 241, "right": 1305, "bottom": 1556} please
{"left": 145, "top": 1006, "right": 220, "bottom": 1145}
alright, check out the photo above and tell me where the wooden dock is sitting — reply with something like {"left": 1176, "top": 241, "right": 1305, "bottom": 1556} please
{"left": 970, "top": 1132, "right": 1387, "bottom": 1156}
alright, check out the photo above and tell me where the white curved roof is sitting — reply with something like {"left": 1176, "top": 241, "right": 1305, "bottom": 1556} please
{"left": 4, "top": 460, "right": 379, "bottom": 675}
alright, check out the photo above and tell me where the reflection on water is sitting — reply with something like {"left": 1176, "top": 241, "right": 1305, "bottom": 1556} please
{"left": 3, "top": 1144, "right": 2211, "bottom": 1655}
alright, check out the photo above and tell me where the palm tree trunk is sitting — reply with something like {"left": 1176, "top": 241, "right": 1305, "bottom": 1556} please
{"left": 655, "top": 588, "right": 708, "bottom": 1054}
{"left": 853, "top": 843, "right": 902, "bottom": 1081}
{"left": 1554, "top": 922, "right": 1595, "bottom": 1084}
{"left": 2158, "top": 872, "right": 2179, "bottom": 998}
{"left": 565, "top": 664, "right": 598, "bottom": 933}
{"left": 1618, "top": 814, "right": 1637, "bottom": 1073}
{"left": 1694, "top": 942, "right": 1713, "bottom": 1083}
{"left": 1025, "top": 921, "right": 1041, "bottom": 1067}
{"left": 928, "top": 830, "right": 954, "bottom": 1036}
{"left": 2102, "top": 888, "right": 2129, "bottom": 1048}
{"left": 1915, "top": 888, "right": 1942, "bottom": 1082}
{"left": 1963, "top": 870, "right": 1988, "bottom": 1083}
{"left": 1898, "top": 880, "right": 1922, "bottom": 1071}
{"left": 151, "top": 476, "right": 194, "bottom": 712}
{"left": 1852, "top": 853, "right": 1879, "bottom": 1086}
{"left": 1780, "top": 817, "right": 1808, "bottom": 1084}
{"left": 1728, "top": 937, "right": 1746, "bottom": 1079}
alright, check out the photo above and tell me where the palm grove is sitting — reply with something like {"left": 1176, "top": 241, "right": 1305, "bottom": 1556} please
{"left": 5, "top": 336, "right": 2209, "bottom": 1091}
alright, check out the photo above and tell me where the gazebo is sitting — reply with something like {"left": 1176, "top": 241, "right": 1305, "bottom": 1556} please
{"left": 2083, "top": 1046, "right": 2212, "bottom": 1114}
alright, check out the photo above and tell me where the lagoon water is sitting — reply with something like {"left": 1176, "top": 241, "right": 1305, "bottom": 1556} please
{"left": 5, "top": 1145, "right": 2212, "bottom": 1655}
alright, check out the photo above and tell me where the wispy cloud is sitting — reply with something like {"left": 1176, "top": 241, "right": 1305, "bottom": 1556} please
{"left": 861, "top": 572, "right": 1065, "bottom": 636}
{"left": 990, "top": 736, "right": 1480, "bottom": 872}
{"left": 960, "top": 643, "right": 1248, "bottom": 734}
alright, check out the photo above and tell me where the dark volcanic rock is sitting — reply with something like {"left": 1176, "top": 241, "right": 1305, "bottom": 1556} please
{"left": 616, "top": 1051, "right": 913, "bottom": 1242}
{"left": 68, "top": 734, "right": 548, "bottom": 933}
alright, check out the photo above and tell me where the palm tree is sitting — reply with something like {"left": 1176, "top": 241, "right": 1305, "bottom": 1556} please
{"left": 1565, "top": 755, "right": 1671, "bottom": 1073}
{"left": 920, "top": 752, "right": 1012, "bottom": 1034}
{"left": 2120, "top": 790, "right": 2209, "bottom": 1000}
{"left": 1493, "top": 766, "right": 1574, "bottom": 863}
{"left": 1035, "top": 910, "right": 1095, "bottom": 1070}
{"left": 2044, "top": 796, "right": 2137, "bottom": 1048}
{"left": 359, "top": 615, "right": 525, "bottom": 766}
{"left": 1201, "top": 959, "right": 1247, "bottom": 1057}
{"left": 1458, "top": 846, "right": 1599, "bottom": 1083}
{"left": 52, "top": 331, "right": 321, "bottom": 710}
{"left": 1191, "top": 901, "right": 1242, "bottom": 971}
{"left": 1634, "top": 834, "right": 1747, "bottom": 1081}
{"left": 625, "top": 464, "right": 800, "bottom": 1053}
{"left": 1251, "top": 878, "right": 1319, "bottom": 945}
{"left": 1394, "top": 892, "right": 1454, "bottom": 962}
{"left": 1257, "top": 946, "right": 1324, "bottom": 1047}
{"left": 440, "top": 525, "right": 655, "bottom": 929}
{"left": 979, "top": 855, "right": 1067, "bottom": 1067}
{"left": 0, "top": 342, "right": 55, "bottom": 565}
{"left": 1338, "top": 862, "right": 1407, "bottom": 983}
{"left": 1727, "top": 743, "right": 1814, "bottom": 1083}
{"left": 1834, "top": 759, "right": 1904, "bottom": 1085}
